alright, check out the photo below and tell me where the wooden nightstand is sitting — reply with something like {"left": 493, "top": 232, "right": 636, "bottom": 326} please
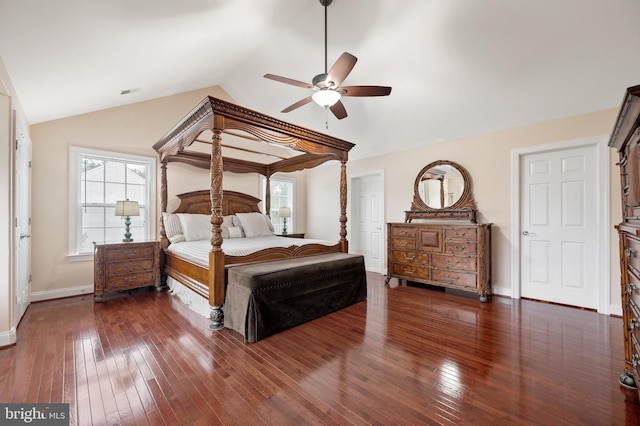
{"left": 277, "top": 233, "right": 305, "bottom": 238}
{"left": 93, "top": 240, "right": 161, "bottom": 302}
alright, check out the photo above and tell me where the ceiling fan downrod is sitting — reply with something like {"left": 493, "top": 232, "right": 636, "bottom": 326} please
{"left": 319, "top": 0, "right": 333, "bottom": 74}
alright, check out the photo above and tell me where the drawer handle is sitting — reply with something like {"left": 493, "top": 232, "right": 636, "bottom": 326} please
{"left": 403, "top": 267, "right": 416, "bottom": 275}
{"left": 625, "top": 248, "right": 636, "bottom": 258}
{"left": 633, "top": 354, "right": 639, "bottom": 368}
{"left": 124, "top": 276, "right": 138, "bottom": 282}
{"left": 628, "top": 283, "right": 637, "bottom": 295}
{"left": 453, "top": 245, "right": 466, "bottom": 251}
{"left": 403, "top": 254, "right": 415, "bottom": 261}
{"left": 453, "top": 232, "right": 466, "bottom": 237}
{"left": 445, "top": 259, "right": 460, "bottom": 265}
{"left": 399, "top": 230, "right": 408, "bottom": 236}
{"left": 446, "top": 275, "right": 460, "bottom": 280}
{"left": 124, "top": 263, "right": 139, "bottom": 268}
{"left": 398, "top": 241, "right": 408, "bottom": 247}
{"left": 631, "top": 319, "right": 639, "bottom": 331}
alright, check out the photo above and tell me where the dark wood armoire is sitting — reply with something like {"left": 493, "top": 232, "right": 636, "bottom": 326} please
{"left": 609, "top": 84, "right": 640, "bottom": 399}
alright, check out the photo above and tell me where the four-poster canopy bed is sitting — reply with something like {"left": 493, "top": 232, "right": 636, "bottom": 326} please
{"left": 153, "top": 96, "right": 357, "bottom": 330}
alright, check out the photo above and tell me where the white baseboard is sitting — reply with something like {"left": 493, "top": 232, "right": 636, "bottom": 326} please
{"left": 492, "top": 286, "right": 511, "bottom": 298}
{"left": 0, "top": 327, "right": 16, "bottom": 348}
{"left": 609, "top": 304, "right": 623, "bottom": 317}
{"left": 31, "top": 284, "right": 94, "bottom": 302}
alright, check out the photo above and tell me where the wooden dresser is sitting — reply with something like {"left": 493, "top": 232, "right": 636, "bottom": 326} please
{"left": 609, "top": 84, "right": 640, "bottom": 398}
{"left": 94, "top": 240, "right": 161, "bottom": 302}
{"left": 387, "top": 222, "right": 492, "bottom": 301}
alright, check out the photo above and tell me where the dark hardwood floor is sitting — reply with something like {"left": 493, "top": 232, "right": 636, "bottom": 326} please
{"left": 1, "top": 272, "right": 639, "bottom": 425}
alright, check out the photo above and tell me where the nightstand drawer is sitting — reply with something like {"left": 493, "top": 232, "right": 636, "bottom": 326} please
{"left": 104, "top": 272, "right": 157, "bottom": 291}
{"left": 106, "top": 245, "right": 155, "bottom": 261}
{"left": 106, "top": 258, "right": 155, "bottom": 276}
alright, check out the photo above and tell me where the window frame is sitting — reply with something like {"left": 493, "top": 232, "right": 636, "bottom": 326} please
{"left": 68, "top": 146, "right": 156, "bottom": 260}
{"left": 261, "top": 176, "right": 295, "bottom": 235}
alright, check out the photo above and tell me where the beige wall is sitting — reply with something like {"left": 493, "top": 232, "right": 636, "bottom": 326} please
{"left": 23, "top": 82, "right": 625, "bottom": 314}
{"left": 29, "top": 86, "right": 311, "bottom": 296}
{"left": 306, "top": 108, "right": 622, "bottom": 312}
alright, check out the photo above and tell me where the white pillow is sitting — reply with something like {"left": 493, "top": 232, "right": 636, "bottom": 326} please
{"left": 222, "top": 215, "right": 235, "bottom": 228}
{"left": 236, "top": 212, "right": 273, "bottom": 237}
{"left": 177, "top": 213, "right": 211, "bottom": 241}
{"left": 162, "top": 212, "right": 185, "bottom": 243}
{"left": 227, "top": 226, "right": 245, "bottom": 238}
{"left": 263, "top": 214, "right": 275, "bottom": 232}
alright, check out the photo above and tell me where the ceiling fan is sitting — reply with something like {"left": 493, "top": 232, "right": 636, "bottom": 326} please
{"left": 264, "top": 0, "right": 391, "bottom": 120}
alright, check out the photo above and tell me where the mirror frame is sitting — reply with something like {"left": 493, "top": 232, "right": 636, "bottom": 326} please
{"left": 406, "top": 160, "right": 477, "bottom": 222}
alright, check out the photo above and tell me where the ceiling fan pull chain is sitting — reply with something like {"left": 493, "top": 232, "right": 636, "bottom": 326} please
{"left": 325, "top": 106, "right": 329, "bottom": 129}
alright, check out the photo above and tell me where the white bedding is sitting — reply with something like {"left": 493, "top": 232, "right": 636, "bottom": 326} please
{"left": 166, "top": 235, "right": 334, "bottom": 268}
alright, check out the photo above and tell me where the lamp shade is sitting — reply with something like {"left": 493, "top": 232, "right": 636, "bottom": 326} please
{"left": 312, "top": 89, "right": 341, "bottom": 107}
{"left": 115, "top": 200, "right": 140, "bottom": 217}
{"left": 278, "top": 207, "right": 291, "bottom": 218}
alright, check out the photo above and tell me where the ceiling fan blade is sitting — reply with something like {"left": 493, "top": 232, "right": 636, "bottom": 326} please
{"left": 264, "top": 74, "right": 314, "bottom": 90}
{"left": 282, "top": 96, "right": 313, "bottom": 113}
{"left": 329, "top": 100, "right": 348, "bottom": 120}
{"left": 325, "top": 52, "right": 357, "bottom": 88}
{"left": 340, "top": 85, "right": 392, "bottom": 97}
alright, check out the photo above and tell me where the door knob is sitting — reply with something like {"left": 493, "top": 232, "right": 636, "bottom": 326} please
{"left": 522, "top": 230, "right": 535, "bottom": 236}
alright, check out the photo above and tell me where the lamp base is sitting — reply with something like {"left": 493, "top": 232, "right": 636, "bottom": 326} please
{"left": 122, "top": 238, "right": 134, "bottom": 243}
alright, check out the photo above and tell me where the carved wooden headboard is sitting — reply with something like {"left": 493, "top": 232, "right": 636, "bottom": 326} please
{"left": 172, "top": 190, "right": 262, "bottom": 215}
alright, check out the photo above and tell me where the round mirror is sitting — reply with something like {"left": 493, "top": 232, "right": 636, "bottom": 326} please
{"left": 417, "top": 163, "right": 465, "bottom": 208}
{"left": 409, "top": 160, "right": 476, "bottom": 221}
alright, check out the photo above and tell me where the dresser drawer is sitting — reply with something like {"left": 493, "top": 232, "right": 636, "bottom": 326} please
{"left": 431, "top": 269, "right": 477, "bottom": 288}
{"left": 392, "top": 238, "right": 417, "bottom": 250}
{"left": 104, "top": 272, "right": 157, "bottom": 291}
{"left": 444, "top": 227, "right": 477, "bottom": 240}
{"left": 629, "top": 267, "right": 640, "bottom": 308}
{"left": 390, "top": 250, "right": 429, "bottom": 265}
{"left": 391, "top": 263, "right": 430, "bottom": 280}
{"left": 444, "top": 241, "right": 477, "bottom": 255}
{"left": 106, "top": 258, "right": 155, "bottom": 276}
{"left": 106, "top": 245, "right": 155, "bottom": 262}
{"left": 432, "top": 254, "right": 476, "bottom": 272}
{"left": 391, "top": 225, "right": 417, "bottom": 238}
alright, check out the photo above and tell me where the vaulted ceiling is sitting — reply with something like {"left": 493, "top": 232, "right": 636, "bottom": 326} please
{"left": 1, "top": 0, "right": 639, "bottom": 160}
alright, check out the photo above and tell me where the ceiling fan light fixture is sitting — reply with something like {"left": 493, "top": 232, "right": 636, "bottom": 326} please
{"left": 312, "top": 89, "right": 341, "bottom": 107}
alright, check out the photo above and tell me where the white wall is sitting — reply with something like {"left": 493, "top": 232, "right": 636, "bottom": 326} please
{"left": 306, "top": 108, "right": 622, "bottom": 312}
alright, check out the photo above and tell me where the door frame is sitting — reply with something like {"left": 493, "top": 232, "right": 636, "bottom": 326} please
{"left": 510, "top": 135, "right": 610, "bottom": 314}
{"left": 349, "top": 169, "right": 385, "bottom": 274}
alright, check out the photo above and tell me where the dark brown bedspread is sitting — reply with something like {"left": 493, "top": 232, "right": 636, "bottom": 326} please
{"left": 224, "top": 253, "right": 367, "bottom": 342}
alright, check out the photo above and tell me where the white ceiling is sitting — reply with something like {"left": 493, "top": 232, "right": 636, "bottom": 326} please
{"left": 1, "top": 0, "right": 639, "bottom": 160}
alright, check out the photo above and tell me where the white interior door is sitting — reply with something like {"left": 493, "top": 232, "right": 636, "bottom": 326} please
{"left": 520, "top": 145, "right": 598, "bottom": 309}
{"left": 14, "top": 125, "right": 31, "bottom": 323}
{"left": 351, "top": 173, "right": 384, "bottom": 272}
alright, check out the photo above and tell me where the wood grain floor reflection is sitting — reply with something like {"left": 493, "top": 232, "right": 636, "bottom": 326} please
{"left": 1, "top": 272, "right": 639, "bottom": 425}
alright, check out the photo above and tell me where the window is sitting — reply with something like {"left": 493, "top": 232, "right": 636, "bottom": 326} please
{"left": 69, "top": 147, "right": 156, "bottom": 257}
{"left": 261, "top": 176, "right": 294, "bottom": 234}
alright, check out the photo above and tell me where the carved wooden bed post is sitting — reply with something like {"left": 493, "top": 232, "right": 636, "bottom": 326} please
{"left": 339, "top": 159, "right": 348, "bottom": 253}
{"left": 264, "top": 174, "right": 271, "bottom": 216}
{"left": 209, "top": 124, "right": 225, "bottom": 329}
{"left": 160, "top": 161, "right": 168, "bottom": 249}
